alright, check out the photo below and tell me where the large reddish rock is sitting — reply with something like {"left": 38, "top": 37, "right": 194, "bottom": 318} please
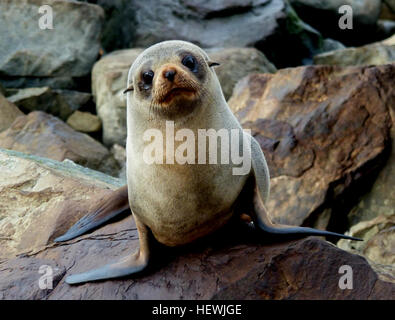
{"left": 228, "top": 64, "right": 395, "bottom": 230}
{"left": 1, "top": 225, "right": 393, "bottom": 300}
{"left": 0, "top": 148, "right": 393, "bottom": 300}
{"left": 0, "top": 111, "right": 119, "bottom": 176}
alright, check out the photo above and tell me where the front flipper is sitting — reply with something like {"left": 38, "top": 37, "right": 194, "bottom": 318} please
{"left": 66, "top": 214, "right": 150, "bottom": 284}
{"left": 55, "top": 185, "right": 129, "bottom": 242}
{"left": 248, "top": 134, "right": 362, "bottom": 241}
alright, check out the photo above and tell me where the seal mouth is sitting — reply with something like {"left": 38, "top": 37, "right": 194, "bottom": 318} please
{"left": 159, "top": 87, "right": 196, "bottom": 104}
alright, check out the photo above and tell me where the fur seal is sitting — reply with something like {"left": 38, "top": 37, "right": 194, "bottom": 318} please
{"left": 55, "top": 40, "right": 361, "bottom": 284}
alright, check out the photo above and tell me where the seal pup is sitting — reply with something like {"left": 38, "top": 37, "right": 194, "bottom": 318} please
{"left": 55, "top": 40, "right": 361, "bottom": 284}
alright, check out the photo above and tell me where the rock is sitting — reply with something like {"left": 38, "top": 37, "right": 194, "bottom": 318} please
{"left": 0, "top": 111, "right": 119, "bottom": 176}
{"left": 0, "top": 148, "right": 123, "bottom": 260}
{"left": 206, "top": 48, "right": 277, "bottom": 100}
{"left": 92, "top": 47, "right": 275, "bottom": 146}
{"left": 6, "top": 87, "right": 92, "bottom": 121}
{"left": 66, "top": 111, "right": 102, "bottom": 133}
{"left": 228, "top": 64, "right": 394, "bottom": 229}
{"left": 1, "top": 227, "right": 393, "bottom": 299}
{"left": 0, "top": 93, "right": 23, "bottom": 133}
{"left": 81, "top": 0, "right": 322, "bottom": 67}
{"left": 0, "top": 258, "right": 66, "bottom": 300}
{"left": 314, "top": 35, "right": 395, "bottom": 67}
{"left": 77, "top": 0, "right": 136, "bottom": 52}
{"left": 0, "top": 83, "right": 5, "bottom": 95}
{"left": 321, "top": 38, "right": 346, "bottom": 53}
{"left": 92, "top": 49, "right": 144, "bottom": 146}
{"left": 0, "top": 146, "right": 393, "bottom": 300}
{"left": 0, "top": 75, "right": 86, "bottom": 91}
{"left": 338, "top": 215, "right": 395, "bottom": 279}
{"left": 0, "top": 0, "right": 104, "bottom": 78}
{"left": 290, "top": 0, "right": 382, "bottom": 25}
{"left": 289, "top": 0, "right": 382, "bottom": 46}
{"left": 347, "top": 104, "right": 395, "bottom": 225}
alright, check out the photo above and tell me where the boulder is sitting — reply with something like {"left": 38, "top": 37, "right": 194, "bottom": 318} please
{"left": 67, "top": 110, "right": 102, "bottom": 133}
{"left": 0, "top": 111, "right": 119, "bottom": 176}
{"left": 289, "top": 0, "right": 382, "bottom": 45}
{"left": 6, "top": 87, "right": 92, "bottom": 121}
{"left": 0, "top": 137, "right": 393, "bottom": 300}
{"left": 0, "top": 75, "right": 85, "bottom": 91}
{"left": 0, "top": 148, "right": 123, "bottom": 260}
{"left": 338, "top": 215, "right": 395, "bottom": 281}
{"left": 228, "top": 64, "right": 394, "bottom": 229}
{"left": 0, "top": 93, "right": 23, "bottom": 133}
{"left": 290, "top": 0, "right": 382, "bottom": 25}
{"left": 321, "top": 38, "right": 346, "bottom": 52}
{"left": 92, "top": 47, "right": 276, "bottom": 146}
{"left": 346, "top": 103, "right": 395, "bottom": 225}
{"left": 0, "top": 0, "right": 104, "bottom": 78}
{"left": 92, "top": 49, "right": 144, "bottom": 146}
{"left": 80, "top": 0, "right": 322, "bottom": 67}
{"left": 314, "top": 35, "right": 395, "bottom": 67}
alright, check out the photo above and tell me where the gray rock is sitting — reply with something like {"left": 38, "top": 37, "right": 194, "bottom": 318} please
{"left": 135, "top": 0, "right": 322, "bottom": 67}
{"left": 6, "top": 87, "right": 92, "bottom": 121}
{"left": 0, "top": 0, "right": 104, "bottom": 77}
{"left": 0, "top": 76, "right": 84, "bottom": 91}
{"left": 314, "top": 34, "right": 395, "bottom": 66}
{"left": 289, "top": 0, "right": 382, "bottom": 25}
{"left": 92, "top": 49, "right": 144, "bottom": 146}
{"left": 290, "top": 0, "right": 383, "bottom": 46}
{"left": 79, "top": 0, "right": 322, "bottom": 67}
{"left": 321, "top": 38, "right": 346, "bottom": 53}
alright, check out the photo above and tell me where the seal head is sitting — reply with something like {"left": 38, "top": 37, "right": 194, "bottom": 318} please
{"left": 125, "top": 40, "right": 222, "bottom": 119}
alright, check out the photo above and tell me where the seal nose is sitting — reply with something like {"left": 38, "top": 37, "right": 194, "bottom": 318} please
{"left": 164, "top": 69, "right": 176, "bottom": 82}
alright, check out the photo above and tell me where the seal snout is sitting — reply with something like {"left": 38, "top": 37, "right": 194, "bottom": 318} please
{"left": 155, "top": 63, "right": 198, "bottom": 105}
{"left": 163, "top": 68, "right": 176, "bottom": 82}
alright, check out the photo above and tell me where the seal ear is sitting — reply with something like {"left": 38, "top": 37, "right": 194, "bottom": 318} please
{"left": 208, "top": 61, "right": 220, "bottom": 68}
{"left": 123, "top": 85, "right": 134, "bottom": 94}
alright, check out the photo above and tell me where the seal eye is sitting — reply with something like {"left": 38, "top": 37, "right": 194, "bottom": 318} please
{"left": 142, "top": 70, "right": 154, "bottom": 85}
{"left": 182, "top": 55, "right": 197, "bottom": 72}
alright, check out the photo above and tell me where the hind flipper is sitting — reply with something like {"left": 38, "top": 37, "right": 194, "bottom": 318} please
{"left": 55, "top": 185, "right": 129, "bottom": 242}
{"left": 249, "top": 134, "right": 361, "bottom": 241}
{"left": 253, "top": 189, "right": 361, "bottom": 241}
{"left": 66, "top": 214, "right": 150, "bottom": 284}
